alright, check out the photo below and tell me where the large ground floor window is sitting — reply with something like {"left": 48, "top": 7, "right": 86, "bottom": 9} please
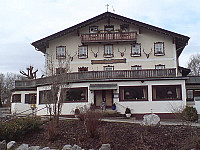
{"left": 63, "top": 87, "right": 88, "bottom": 102}
{"left": 12, "top": 94, "right": 21, "bottom": 103}
{"left": 187, "top": 89, "right": 200, "bottom": 101}
{"left": 119, "top": 86, "right": 148, "bottom": 101}
{"left": 25, "top": 93, "right": 37, "bottom": 104}
{"left": 152, "top": 85, "right": 182, "bottom": 101}
{"left": 39, "top": 90, "right": 53, "bottom": 104}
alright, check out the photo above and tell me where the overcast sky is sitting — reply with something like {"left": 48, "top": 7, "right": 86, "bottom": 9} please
{"left": 0, "top": 0, "right": 200, "bottom": 76}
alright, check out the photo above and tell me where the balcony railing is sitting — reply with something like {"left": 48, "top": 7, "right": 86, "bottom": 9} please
{"left": 15, "top": 69, "right": 176, "bottom": 88}
{"left": 81, "top": 32, "right": 137, "bottom": 43}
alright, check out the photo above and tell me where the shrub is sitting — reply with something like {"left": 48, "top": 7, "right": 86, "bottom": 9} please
{"left": 74, "top": 108, "right": 80, "bottom": 115}
{"left": 0, "top": 117, "right": 41, "bottom": 141}
{"left": 125, "top": 107, "right": 131, "bottom": 114}
{"left": 182, "top": 106, "right": 198, "bottom": 122}
{"left": 76, "top": 105, "right": 102, "bottom": 138}
{"left": 84, "top": 110, "right": 102, "bottom": 138}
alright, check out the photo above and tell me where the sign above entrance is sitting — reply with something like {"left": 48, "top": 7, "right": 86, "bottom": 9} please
{"left": 89, "top": 84, "right": 118, "bottom": 90}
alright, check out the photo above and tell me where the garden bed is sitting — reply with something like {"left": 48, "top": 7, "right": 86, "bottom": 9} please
{"left": 16, "top": 119, "right": 200, "bottom": 150}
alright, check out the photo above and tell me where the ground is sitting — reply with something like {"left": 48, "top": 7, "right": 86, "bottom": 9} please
{"left": 17, "top": 119, "right": 200, "bottom": 150}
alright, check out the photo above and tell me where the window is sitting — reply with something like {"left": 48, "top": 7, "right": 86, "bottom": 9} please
{"left": 155, "top": 64, "right": 165, "bottom": 69}
{"left": 78, "top": 46, "right": 88, "bottom": 58}
{"left": 194, "top": 90, "right": 200, "bottom": 101}
{"left": 56, "top": 46, "right": 66, "bottom": 59}
{"left": 131, "top": 44, "right": 141, "bottom": 56}
{"left": 120, "top": 86, "right": 148, "bottom": 101}
{"left": 186, "top": 89, "right": 200, "bottom": 101}
{"left": 104, "top": 25, "right": 114, "bottom": 31}
{"left": 56, "top": 68, "right": 66, "bottom": 75}
{"left": 104, "top": 66, "right": 114, "bottom": 71}
{"left": 25, "top": 94, "right": 37, "bottom": 104}
{"left": 12, "top": 94, "right": 21, "bottom": 103}
{"left": 152, "top": 85, "right": 182, "bottom": 101}
{"left": 78, "top": 67, "right": 88, "bottom": 72}
{"left": 89, "top": 26, "right": 98, "bottom": 33}
{"left": 187, "top": 90, "right": 194, "bottom": 101}
{"left": 131, "top": 65, "right": 142, "bottom": 70}
{"left": 62, "top": 87, "right": 88, "bottom": 102}
{"left": 154, "top": 42, "right": 164, "bottom": 56}
{"left": 104, "top": 45, "right": 113, "bottom": 57}
{"left": 39, "top": 90, "right": 53, "bottom": 104}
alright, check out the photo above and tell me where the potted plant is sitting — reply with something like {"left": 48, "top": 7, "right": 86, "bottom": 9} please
{"left": 125, "top": 107, "right": 131, "bottom": 118}
{"left": 112, "top": 103, "right": 116, "bottom": 110}
{"left": 74, "top": 108, "right": 80, "bottom": 118}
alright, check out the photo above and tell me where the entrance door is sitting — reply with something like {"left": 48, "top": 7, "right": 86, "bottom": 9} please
{"left": 94, "top": 90, "right": 113, "bottom": 107}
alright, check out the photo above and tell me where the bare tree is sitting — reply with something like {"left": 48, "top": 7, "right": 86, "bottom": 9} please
{"left": 0, "top": 73, "right": 24, "bottom": 107}
{"left": 187, "top": 53, "right": 200, "bottom": 76}
{"left": 20, "top": 65, "right": 38, "bottom": 79}
{"left": 44, "top": 54, "right": 71, "bottom": 128}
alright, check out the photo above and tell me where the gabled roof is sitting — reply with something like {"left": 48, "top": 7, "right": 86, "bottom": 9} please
{"left": 32, "top": 12, "right": 190, "bottom": 56}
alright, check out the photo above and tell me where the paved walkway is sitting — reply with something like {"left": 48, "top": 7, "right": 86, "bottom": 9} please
{"left": 60, "top": 116, "right": 200, "bottom": 127}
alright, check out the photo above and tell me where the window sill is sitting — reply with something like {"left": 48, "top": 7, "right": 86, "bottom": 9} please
{"left": 104, "top": 55, "right": 114, "bottom": 58}
{"left": 152, "top": 99, "right": 182, "bottom": 101}
{"left": 64, "top": 100, "right": 88, "bottom": 103}
{"left": 56, "top": 57, "right": 66, "bottom": 59}
{"left": 154, "top": 53, "right": 164, "bottom": 56}
{"left": 119, "top": 99, "right": 148, "bottom": 102}
{"left": 78, "top": 56, "right": 88, "bottom": 59}
{"left": 131, "top": 54, "right": 141, "bottom": 57}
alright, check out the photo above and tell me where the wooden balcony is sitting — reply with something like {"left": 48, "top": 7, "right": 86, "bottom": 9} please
{"left": 15, "top": 69, "right": 176, "bottom": 88}
{"left": 81, "top": 32, "right": 137, "bottom": 43}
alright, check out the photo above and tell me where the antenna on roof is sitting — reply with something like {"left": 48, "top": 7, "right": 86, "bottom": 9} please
{"left": 105, "top": 4, "right": 109, "bottom": 12}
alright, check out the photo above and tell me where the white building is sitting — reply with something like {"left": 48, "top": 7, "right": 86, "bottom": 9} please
{"left": 11, "top": 12, "right": 191, "bottom": 119}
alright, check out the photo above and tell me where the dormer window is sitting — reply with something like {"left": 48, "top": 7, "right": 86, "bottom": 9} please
{"left": 131, "top": 43, "right": 141, "bottom": 57}
{"left": 56, "top": 46, "right": 66, "bottom": 59}
{"left": 104, "top": 45, "right": 113, "bottom": 58}
{"left": 131, "top": 65, "right": 142, "bottom": 70}
{"left": 155, "top": 64, "right": 165, "bottom": 69}
{"left": 154, "top": 42, "right": 164, "bottom": 56}
{"left": 104, "top": 25, "right": 114, "bottom": 31}
{"left": 89, "top": 26, "right": 98, "bottom": 33}
{"left": 78, "top": 46, "right": 88, "bottom": 59}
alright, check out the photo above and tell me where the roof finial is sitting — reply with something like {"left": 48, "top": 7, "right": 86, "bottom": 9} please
{"left": 105, "top": 4, "right": 109, "bottom": 12}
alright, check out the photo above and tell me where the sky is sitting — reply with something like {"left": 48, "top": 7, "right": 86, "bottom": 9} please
{"left": 0, "top": 0, "right": 200, "bottom": 76}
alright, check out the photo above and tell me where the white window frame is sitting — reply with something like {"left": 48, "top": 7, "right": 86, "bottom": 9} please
{"left": 56, "top": 46, "right": 66, "bottom": 59}
{"left": 154, "top": 42, "right": 164, "bottom": 56}
{"left": 78, "top": 46, "right": 88, "bottom": 59}
{"left": 155, "top": 64, "right": 165, "bottom": 69}
{"left": 131, "top": 44, "right": 141, "bottom": 56}
{"left": 131, "top": 65, "right": 142, "bottom": 70}
{"left": 104, "top": 45, "right": 113, "bottom": 57}
{"left": 104, "top": 66, "right": 114, "bottom": 71}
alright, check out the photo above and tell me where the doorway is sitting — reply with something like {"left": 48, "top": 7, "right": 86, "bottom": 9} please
{"left": 94, "top": 90, "right": 113, "bottom": 107}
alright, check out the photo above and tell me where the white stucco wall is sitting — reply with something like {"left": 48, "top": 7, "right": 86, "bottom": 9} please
{"left": 45, "top": 18, "right": 177, "bottom": 75}
{"left": 11, "top": 90, "right": 37, "bottom": 115}
{"left": 10, "top": 79, "right": 186, "bottom": 116}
